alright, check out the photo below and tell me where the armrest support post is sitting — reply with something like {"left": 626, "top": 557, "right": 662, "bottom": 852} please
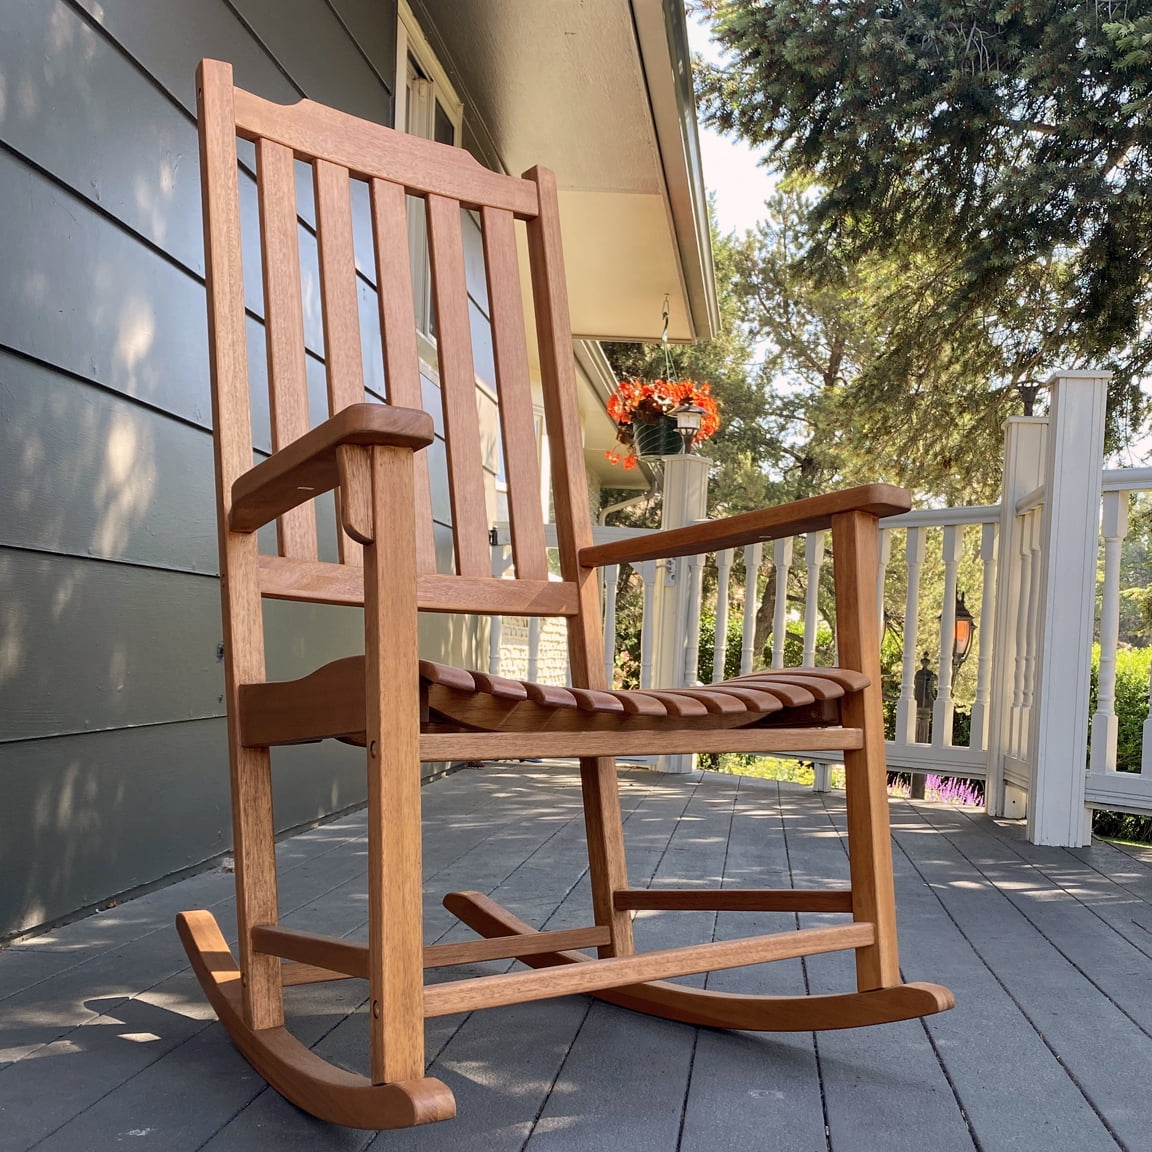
{"left": 336, "top": 444, "right": 375, "bottom": 544}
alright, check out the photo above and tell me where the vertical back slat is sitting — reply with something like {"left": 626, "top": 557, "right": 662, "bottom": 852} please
{"left": 314, "top": 158, "right": 365, "bottom": 564}
{"left": 256, "top": 139, "right": 318, "bottom": 560}
{"left": 201, "top": 74, "right": 255, "bottom": 500}
{"left": 481, "top": 206, "right": 547, "bottom": 581}
{"left": 370, "top": 177, "right": 437, "bottom": 574}
{"left": 525, "top": 164, "right": 607, "bottom": 693}
{"left": 426, "top": 194, "right": 489, "bottom": 578}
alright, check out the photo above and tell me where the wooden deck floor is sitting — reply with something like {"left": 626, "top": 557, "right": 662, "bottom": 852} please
{"left": 3, "top": 764, "right": 1152, "bottom": 1151}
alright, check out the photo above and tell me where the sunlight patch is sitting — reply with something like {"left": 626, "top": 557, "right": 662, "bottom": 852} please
{"left": 8, "top": 1038, "right": 82, "bottom": 1060}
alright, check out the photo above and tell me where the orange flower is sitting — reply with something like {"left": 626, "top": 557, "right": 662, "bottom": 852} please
{"left": 604, "top": 378, "right": 720, "bottom": 467}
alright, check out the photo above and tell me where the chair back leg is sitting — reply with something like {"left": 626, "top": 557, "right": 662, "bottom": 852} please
{"left": 579, "top": 755, "right": 635, "bottom": 956}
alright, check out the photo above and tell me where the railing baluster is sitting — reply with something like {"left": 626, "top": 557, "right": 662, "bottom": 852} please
{"left": 602, "top": 564, "right": 620, "bottom": 690}
{"left": 741, "top": 543, "right": 763, "bottom": 674}
{"left": 895, "top": 527, "right": 926, "bottom": 744}
{"left": 489, "top": 539, "right": 513, "bottom": 675}
{"left": 1143, "top": 627, "right": 1152, "bottom": 775}
{"left": 682, "top": 554, "right": 705, "bottom": 686}
{"left": 489, "top": 618, "right": 503, "bottom": 676}
{"left": 639, "top": 559, "right": 658, "bottom": 690}
{"left": 770, "top": 538, "right": 793, "bottom": 669}
{"left": 1090, "top": 491, "right": 1129, "bottom": 773}
{"left": 713, "top": 549, "right": 734, "bottom": 683}
{"left": 1013, "top": 518, "right": 1032, "bottom": 760}
{"left": 969, "top": 522, "right": 998, "bottom": 751}
{"left": 528, "top": 617, "right": 541, "bottom": 683}
{"left": 803, "top": 531, "right": 826, "bottom": 667}
{"left": 1010, "top": 510, "right": 1033, "bottom": 760}
{"left": 932, "top": 525, "right": 963, "bottom": 746}
{"left": 1020, "top": 509, "right": 1043, "bottom": 760}
{"left": 876, "top": 528, "right": 891, "bottom": 647}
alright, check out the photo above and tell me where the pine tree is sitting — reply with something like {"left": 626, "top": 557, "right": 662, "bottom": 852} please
{"left": 694, "top": 0, "right": 1152, "bottom": 422}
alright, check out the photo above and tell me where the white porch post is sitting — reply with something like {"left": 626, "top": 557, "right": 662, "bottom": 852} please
{"left": 1027, "top": 370, "right": 1110, "bottom": 846}
{"left": 985, "top": 417, "right": 1046, "bottom": 817}
{"left": 651, "top": 452, "right": 711, "bottom": 773}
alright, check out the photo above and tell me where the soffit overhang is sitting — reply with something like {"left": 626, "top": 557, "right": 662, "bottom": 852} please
{"left": 409, "top": 0, "right": 717, "bottom": 344}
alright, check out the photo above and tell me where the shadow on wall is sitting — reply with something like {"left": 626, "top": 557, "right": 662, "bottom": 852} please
{"left": 0, "top": 1, "right": 221, "bottom": 431}
{"left": 0, "top": 3, "right": 230, "bottom": 937}
{"left": 0, "top": 720, "right": 234, "bottom": 939}
{"left": 0, "top": 0, "right": 482, "bottom": 937}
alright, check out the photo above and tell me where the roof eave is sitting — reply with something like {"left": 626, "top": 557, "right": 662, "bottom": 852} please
{"left": 630, "top": 0, "right": 718, "bottom": 341}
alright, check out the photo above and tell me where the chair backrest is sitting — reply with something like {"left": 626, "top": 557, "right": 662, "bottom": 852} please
{"left": 196, "top": 59, "right": 597, "bottom": 636}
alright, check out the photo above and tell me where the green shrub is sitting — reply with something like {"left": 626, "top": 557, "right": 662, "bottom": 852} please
{"left": 695, "top": 609, "right": 747, "bottom": 684}
{"left": 709, "top": 755, "right": 846, "bottom": 788}
{"left": 1093, "top": 809, "right": 1152, "bottom": 843}
{"left": 1088, "top": 644, "right": 1152, "bottom": 773}
{"left": 1089, "top": 644, "right": 1152, "bottom": 842}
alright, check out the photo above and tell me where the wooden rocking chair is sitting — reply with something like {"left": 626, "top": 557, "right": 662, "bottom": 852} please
{"left": 178, "top": 59, "right": 953, "bottom": 1130}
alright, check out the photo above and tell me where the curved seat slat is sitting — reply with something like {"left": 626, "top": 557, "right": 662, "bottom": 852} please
{"left": 568, "top": 687, "right": 626, "bottom": 713}
{"left": 238, "top": 658, "right": 869, "bottom": 747}
{"left": 612, "top": 692, "right": 669, "bottom": 717}
{"left": 524, "top": 682, "right": 580, "bottom": 709}
{"left": 664, "top": 688, "right": 749, "bottom": 716}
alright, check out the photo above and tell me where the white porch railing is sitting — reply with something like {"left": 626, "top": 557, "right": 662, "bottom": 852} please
{"left": 1082, "top": 470, "right": 1152, "bottom": 816}
{"left": 490, "top": 370, "right": 1152, "bottom": 845}
{"left": 878, "top": 506, "right": 1000, "bottom": 781}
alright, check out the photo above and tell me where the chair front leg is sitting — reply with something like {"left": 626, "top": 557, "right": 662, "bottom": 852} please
{"left": 831, "top": 510, "right": 901, "bottom": 991}
{"left": 351, "top": 443, "right": 427, "bottom": 1085}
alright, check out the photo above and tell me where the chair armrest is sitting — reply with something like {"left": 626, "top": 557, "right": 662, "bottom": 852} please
{"left": 229, "top": 403, "right": 434, "bottom": 533}
{"left": 578, "top": 484, "right": 911, "bottom": 568}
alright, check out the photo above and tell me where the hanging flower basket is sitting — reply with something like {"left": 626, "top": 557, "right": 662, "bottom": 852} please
{"left": 605, "top": 379, "right": 720, "bottom": 470}
{"left": 633, "top": 415, "right": 684, "bottom": 458}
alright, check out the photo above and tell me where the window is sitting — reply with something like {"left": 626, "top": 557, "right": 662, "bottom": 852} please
{"left": 394, "top": 3, "right": 461, "bottom": 147}
{"left": 395, "top": 2, "right": 463, "bottom": 341}
{"left": 404, "top": 57, "right": 457, "bottom": 147}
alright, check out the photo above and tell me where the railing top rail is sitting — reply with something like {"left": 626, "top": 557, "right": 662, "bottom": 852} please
{"left": 1009, "top": 468, "right": 1152, "bottom": 514}
{"left": 1015, "top": 486, "right": 1045, "bottom": 516}
{"left": 884, "top": 505, "right": 1002, "bottom": 529}
{"left": 1102, "top": 467, "right": 1152, "bottom": 493}
{"left": 538, "top": 523, "right": 658, "bottom": 549}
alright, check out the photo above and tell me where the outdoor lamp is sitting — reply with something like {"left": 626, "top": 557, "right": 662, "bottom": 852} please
{"left": 952, "top": 592, "right": 976, "bottom": 674}
{"left": 671, "top": 402, "right": 706, "bottom": 454}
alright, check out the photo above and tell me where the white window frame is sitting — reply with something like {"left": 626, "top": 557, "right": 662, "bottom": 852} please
{"left": 394, "top": 2, "right": 463, "bottom": 145}
{"left": 395, "top": 3, "right": 465, "bottom": 353}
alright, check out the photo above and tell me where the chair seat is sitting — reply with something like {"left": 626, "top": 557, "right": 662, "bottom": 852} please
{"left": 237, "top": 658, "right": 868, "bottom": 747}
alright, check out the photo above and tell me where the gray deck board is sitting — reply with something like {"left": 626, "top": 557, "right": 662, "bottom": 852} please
{"left": 2, "top": 765, "right": 1150, "bottom": 1151}
{"left": 886, "top": 796, "right": 1135, "bottom": 1151}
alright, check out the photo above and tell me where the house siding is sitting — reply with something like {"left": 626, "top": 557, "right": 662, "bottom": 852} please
{"left": 0, "top": 0, "right": 414, "bottom": 939}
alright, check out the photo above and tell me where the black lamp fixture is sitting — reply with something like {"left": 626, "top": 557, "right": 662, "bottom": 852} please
{"left": 951, "top": 592, "right": 976, "bottom": 675}
{"left": 670, "top": 402, "right": 706, "bottom": 454}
